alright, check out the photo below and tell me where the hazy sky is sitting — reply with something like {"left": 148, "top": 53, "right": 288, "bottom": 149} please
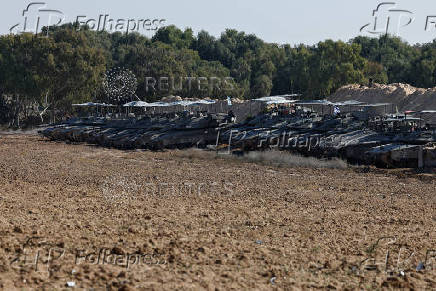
{"left": 2, "top": 0, "right": 436, "bottom": 45}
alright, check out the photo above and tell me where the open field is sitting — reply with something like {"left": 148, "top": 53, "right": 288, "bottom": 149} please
{"left": 0, "top": 135, "right": 435, "bottom": 290}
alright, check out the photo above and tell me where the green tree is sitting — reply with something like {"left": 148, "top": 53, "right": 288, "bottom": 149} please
{"left": 251, "top": 75, "right": 273, "bottom": 98}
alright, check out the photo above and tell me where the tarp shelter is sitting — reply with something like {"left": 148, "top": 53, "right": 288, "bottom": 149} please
{"left": 139, "top": 99, "right": 218, "bottom": 114}
{"left": 254, "top": 96, "right": 290, "bottom": 102}
{"left": 281, "top": 94, "right": 302, "bottom": 98}
{"left": 171, "top": 100, "right": 197, "bottom": 107}
{"left": 385, "top": 117, "right": 422, "bottom": 122}
{"left": 148, "top": 101, "right": 172, "bottom": 107}
{"left": 145, "top": 100, "right": 215, "bottom": 107}
{"left": 333, "top": 100, "right": 366, "bottom": 106}
{"left": 191, "top": 99, "right": 216, "bottom": 105}
{"left": 253, "top": 95, "right": 298, "bottom": 104}
{"left": 170, "top": 100, "right": 217, "bottom": 113}
{"left": 73, "top": 103, "right": 116, "bottom": 107}
{"left": 72, "top": 102, "right": 101, "bottom": 107}
{"left": 295, "top": 100, "right": 334, "bottom": 105}
{"left": 357, "top": 103, "right": 391, "bottom": 107}
{"left": 254, "top": 96, "right": 299, "bottom": 105}
{"left": 123, "top": 101, "right": 151, "bottom": 107}
{"left": 266, "top": 99, "right": 298, "bottom": 105}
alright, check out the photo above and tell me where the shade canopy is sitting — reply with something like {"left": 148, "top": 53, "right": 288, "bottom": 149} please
{"left": 172, "top": 100, "right": 197, "bottom": 107}
{"left": 266, "top": 99, "right": 298, "bottom": 105}
{"left": 358, "top": 103, "right": 391, "bottom": 107}
{"left": 72, "top": 102, "right": 101, "bottom": 107}
{"left": 73, "top": 102, "right": 116, "bottom": 107}
{"left": 295, "top": 100, "right": 334, "bottom": 105}
{"left": 148, "top": 102, "right": 170, "bottom": 107}
{"left": 123, "top": 101, "right": 151, "bottom": 107}
{"left": 333, "top": 100, "right": 366, "bottom": 106}
{"left": 146, "top": 99, "right": 217, "bottom": 107}
{"left": 281, "top": 94, "right": 302, "bottom": 98}
{"left": 385, "top": 117, "right": 422, "bottom": 122}
{"left": 190, "top": 99, "right": 216, "bottom": 105}
{"left": 254, "top": 96, "right": 289, "bottom": 102}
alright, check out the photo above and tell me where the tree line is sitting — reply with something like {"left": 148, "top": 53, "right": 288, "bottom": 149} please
{"left": 1, "top": 24, "right": 436, "bottom": 127}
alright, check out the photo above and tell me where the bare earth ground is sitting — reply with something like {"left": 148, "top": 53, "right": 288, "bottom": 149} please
{"left": 0, "top": 135, "right": 435, "bottom": 290}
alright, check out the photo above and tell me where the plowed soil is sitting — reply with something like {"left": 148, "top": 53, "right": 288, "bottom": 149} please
{"left": 0, "top": 135, "right": 435, "bottom": 290}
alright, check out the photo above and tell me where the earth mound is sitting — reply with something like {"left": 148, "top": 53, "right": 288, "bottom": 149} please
{"left": 329, "top": 83, "right": 436, "bottom": 123}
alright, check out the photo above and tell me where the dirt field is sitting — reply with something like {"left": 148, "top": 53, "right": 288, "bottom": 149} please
{"left": 0, "top": 135, "right": 435, "bottom": 290}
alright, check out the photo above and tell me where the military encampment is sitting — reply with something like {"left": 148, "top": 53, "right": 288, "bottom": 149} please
{"left": 0, "top": 1, "right": 435, "bottom": 289}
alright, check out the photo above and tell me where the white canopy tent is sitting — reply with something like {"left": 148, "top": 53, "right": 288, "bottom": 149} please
{"left": 295, "top": 100, "right": 334, "bottom": 105}
{"left": 266, "top": 99, "right": 298, "bottom": 105}
{"left": 254, "top": 96, "right": 299, "bottom": 105}
{"left": 72, "top": 102, "right": 116, "bottom": 107}
{"left": 142, "top": 99, "right": 217, "bottom": 107}
{"left": 254, "top": 96, "right": 289, "bottom": 102}
{"left": 121, "top": 99, "right": 219, "bottom": 115}
{"left": 72, "top": 102, "right": 101, "bottom": 107}
{"left": 281, "top": 94, "right": 302, "bottom": 98}
{"left": 172, "top": 100, "right": 197, "bottom": 107}
{"left": 357, "top": 103, "right": 391, "bottom": 107}
{"left": 148, "top": 101, "right": 173, "bottom": 107}
{"left": 189, "top": 99, "right": 216, "bottom": 106}
{"left": 123, "top": 101, "right": 151, "bottom": 107}
{"left": 333, "top": 100, "right": 366, "bottom": 106}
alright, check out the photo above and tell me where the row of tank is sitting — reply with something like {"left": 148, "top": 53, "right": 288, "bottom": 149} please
{"left": 39, "top": 114, "right": 228, "bottom": 150}
{"left": 39, "top": 112, "right": 436, "bottom": 168}
{"left": 219, "top": 114, "right": 436, "bottom": 168}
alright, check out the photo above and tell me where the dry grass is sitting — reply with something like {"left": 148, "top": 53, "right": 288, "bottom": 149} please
{"left": 241, "top": 151, "right": 348, "bottom": 169}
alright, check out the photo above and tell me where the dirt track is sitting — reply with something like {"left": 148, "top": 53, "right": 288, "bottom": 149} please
{"left": 0, "top": 135, "right": 435, "bottom": 290}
